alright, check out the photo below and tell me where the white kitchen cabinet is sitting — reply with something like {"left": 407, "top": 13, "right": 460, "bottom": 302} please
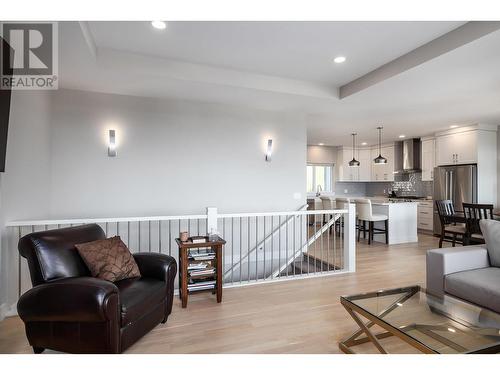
{"left": 358, "top": 149, "right": 372, "bottom": 181}
{"left": 371, "top": 145, "right": 394, "bottom": 181}
{"left": 417, "top": 200, "right": 434, "bottom": 231}
{"left": 382, "top": 146, "right": 395, "bottom": 181}
{"left": 337, "top": 147, "right": 359, "bottom": 181}
{"left": 371, "top": 148, "right": 382, "bottom": 181}
{"left": 337, "top": 143, "right": 394, "bottom": 182}
{"left": 337, "top": 147, "right": 373, "bottom": 182}
{"left": 434, "top": 124, "right": 497, "bottom": 206}
{"left": 421, "top": 138, "right": 435, "bottom": 181}
{"left": 436, "top": 130, "right": 478, "bottom": 165}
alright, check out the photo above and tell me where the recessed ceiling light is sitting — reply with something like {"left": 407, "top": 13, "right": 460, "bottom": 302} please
{"left": 334, "top": 56, "right": 346, "bottom": 64}
{"left": 151, "top": 21, "right": 167, "bottom": 30}
{"left": 361, "top": 142, "right": 367, "bottom": 146}
{"left": 450, "top": 125, "right": 459, "bottom": 129}
{"left": 399, "top": 135, "right": 406, "bottom": 138}
{"left": 318, "top": 143, "right": 324, "bottom": 146}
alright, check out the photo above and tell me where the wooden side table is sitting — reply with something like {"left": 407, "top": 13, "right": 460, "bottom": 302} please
{"left": 175, "top": 236, "right": 225, "bottom": 308}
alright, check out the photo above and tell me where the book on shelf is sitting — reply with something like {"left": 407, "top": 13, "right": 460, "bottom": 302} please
{"left": 189, "top": 268, "right": 215, "bottom": 276}
{"left": 189, "top": 279, "right": 216, "bottom": 286}
{"left": 189, "top": 250, "right": 215, "bottom": 257}
{"left": 188, "top": 284, "right": 215, "bottom": 292}
{"left": 189, "top": 256, "right": 215, "bottom": 261}
{"left": 189, "top": 252, "right": 215, "bottom": 261}
{"left": 187, "top": 263, "right": 208, "bottom": 270}
{"left": 190, "top": 236, "right": 207, "bottom": 244}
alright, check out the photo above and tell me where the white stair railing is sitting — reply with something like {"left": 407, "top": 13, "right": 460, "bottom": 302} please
{"left": 267, "top": 212, "right": 342, "bottom": 279}
{"left": 221, "top": 204, "right": 308, "bottom": 280}
{"left": 4, "top": 204, "right": 356, "bottom": 317}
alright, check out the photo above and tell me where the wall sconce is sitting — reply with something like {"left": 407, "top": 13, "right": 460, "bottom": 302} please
{"left": 108, "top": 129, "right": 117, "bottom": 157}
{"left": 265, "top": 139, "right": 273, "bottom": 162}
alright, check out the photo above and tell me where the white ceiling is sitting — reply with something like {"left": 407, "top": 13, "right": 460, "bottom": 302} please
{"left": 57, "top": 21, "right": 500, "bottom": 146}
{"left": 86, "top": 21, "right": 464, "bottom": 85}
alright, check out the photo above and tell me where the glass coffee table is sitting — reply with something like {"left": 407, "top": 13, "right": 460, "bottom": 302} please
{"left": 339, "top": 285, "right": 500, "bottom": 354}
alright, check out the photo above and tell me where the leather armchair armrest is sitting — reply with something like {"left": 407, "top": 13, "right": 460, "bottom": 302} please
{"left": 426, "top": 245, "right": 490, "bottom": 296}
{"left": 17, "top": 277, "right": 119, "bottom": 323}
{"left": 133, "top": 253, "right": 177, "bottom": 283}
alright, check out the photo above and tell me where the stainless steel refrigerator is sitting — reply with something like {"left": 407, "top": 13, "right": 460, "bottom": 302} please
{"left": 433, "top": 164, "right": 477, "bottom": 235}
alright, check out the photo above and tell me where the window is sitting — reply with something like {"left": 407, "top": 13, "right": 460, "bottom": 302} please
{"left": 307, "top": 164, "right": 333, "bottom": 193}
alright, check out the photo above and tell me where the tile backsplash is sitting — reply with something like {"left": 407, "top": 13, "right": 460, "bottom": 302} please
{"left": 364, "top": 172, "right": 433, "bottom": 197}
{"left": 334, "top": 182, "right": 367, "bottom": 197}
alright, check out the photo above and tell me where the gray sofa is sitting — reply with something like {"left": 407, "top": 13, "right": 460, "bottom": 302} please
{"left": 426, "top": 244, "right": 500, "bottom": 313}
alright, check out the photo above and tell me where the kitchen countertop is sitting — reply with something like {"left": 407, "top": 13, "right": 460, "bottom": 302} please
{"left": 371, "top": 200, "right": 419, "bottom": 206}
{"left": 308, "top": 196, "right": 431, "bottom": 204}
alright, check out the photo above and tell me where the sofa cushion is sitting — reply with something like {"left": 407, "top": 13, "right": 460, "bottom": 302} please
{"left": 445, "top": 267, "right": 500, "bottom": 313}
{"left": 479, "top": 219, "right": 500, "bottom": 267}
{"left": 75, "top": 236, "right": 141, "bottom": 282}
{"left": 115, "top": 277, "right": 167, "bottom": 326}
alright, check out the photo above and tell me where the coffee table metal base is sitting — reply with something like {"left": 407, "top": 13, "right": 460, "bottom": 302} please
{"left": 339, "top": 286, "right": 500, "bottom": 354}
{"left": 339, "top": 297, "right": 437, "bottom": 354}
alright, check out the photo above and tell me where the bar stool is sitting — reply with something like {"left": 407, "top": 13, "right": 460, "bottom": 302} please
{"left": 355, "top": 198, "right": 388, "bottom": 245}
{"left": 320, "top": 196, "right": 335, "bottom": 219}
{"left": 334, "top": 197, "right": 351, "bottom": 236}
{"left": 320, "top": 196, "right": 337, "bottom": 233}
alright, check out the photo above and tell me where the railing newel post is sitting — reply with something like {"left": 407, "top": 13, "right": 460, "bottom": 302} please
{"left": 344, "top": 204, "right": 356, "bottom": 272}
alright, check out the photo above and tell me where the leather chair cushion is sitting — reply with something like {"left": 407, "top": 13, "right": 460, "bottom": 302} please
{"left": 18, "top": 224, "right": 105, "bottom": 285}
{"left": 75, "top": 236, "right": 141, "bottom": 282}
{"left": 116, "top": 277, "right": 167, "bottom": 326}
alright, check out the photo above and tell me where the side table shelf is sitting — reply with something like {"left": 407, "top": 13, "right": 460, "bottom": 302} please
{"left": 175, "top": 236, "right": 226, "bottom": 308}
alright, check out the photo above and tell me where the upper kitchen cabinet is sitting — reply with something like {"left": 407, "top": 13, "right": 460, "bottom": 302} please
{"left": 371, "top": 145, "right": 395, "bottom": 181}
{"left": 436, "top": 129, "right": 478, "bottom": 165}
{"left": 358, "top": 149, "right": 372, "bottom": 181}
{"left": 337, "top": 147, "right": 359, "bottom": 181}
{"left": 421, "top": 137, "right": 436, "bottom": 181}
{"left": 337, "top": 147, "right": 371, "bottom": 182}
{"left": 435, "top": 124, "right": 497, "bottom": 206}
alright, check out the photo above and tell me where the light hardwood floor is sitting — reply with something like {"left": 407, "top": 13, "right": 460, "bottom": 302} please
{"left": 0, "top": 233, "right": 445, "bottom": 354}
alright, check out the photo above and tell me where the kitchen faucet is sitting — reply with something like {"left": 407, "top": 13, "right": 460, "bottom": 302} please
{"left": 316, "top": 184, "right": 323, "bottom": 197}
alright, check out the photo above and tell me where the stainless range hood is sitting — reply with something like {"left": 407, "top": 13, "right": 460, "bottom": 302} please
{"left": 394, "top": 138, "right": 421, "bottom": 174}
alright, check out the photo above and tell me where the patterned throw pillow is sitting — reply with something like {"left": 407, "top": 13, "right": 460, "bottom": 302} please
{"left": 75, "top": 236, "right": 141, "bottom": 282}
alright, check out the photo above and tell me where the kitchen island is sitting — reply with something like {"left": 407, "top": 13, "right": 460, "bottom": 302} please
{"left": 370, "top": 200, "right": 418, "bottom": 245}
{"left": 308, "top": 196, "right": 419, "bottom": 245}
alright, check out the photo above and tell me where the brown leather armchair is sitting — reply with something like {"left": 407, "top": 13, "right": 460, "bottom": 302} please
{"left": 17, "top": 224, "right": 177, "bottom": 353}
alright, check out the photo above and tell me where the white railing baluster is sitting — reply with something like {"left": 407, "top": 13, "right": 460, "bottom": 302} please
{"left": 239, "top": 217, "right": 242, "bottom": 284}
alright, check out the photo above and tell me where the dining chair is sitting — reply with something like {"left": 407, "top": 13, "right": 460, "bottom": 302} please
{"left": 462, "top": 203, "right": 494, "bottom": 245}
{"left": 355, "top": 198, "right": 388, "bottom": 245}
{"left": 435, "top": 199, "right": 466, "bottom": 248}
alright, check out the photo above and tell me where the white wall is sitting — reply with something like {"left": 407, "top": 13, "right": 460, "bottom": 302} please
{"left": 48, "top": 89, "right": 307, "bottom": 218}
{"left": 0, "top": 89, "right": 308, "bottom": 317}
{"left": 0, "top": 91, "right": 52, "bottom": 318}
{"left": 307, "top": 145, "right": 337, "bottom": 164}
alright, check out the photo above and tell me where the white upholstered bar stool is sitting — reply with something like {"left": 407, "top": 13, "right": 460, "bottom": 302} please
{"left": 319, "top": 196, "right": 336, "bottom": 219}
{"left": 334, "top": 197, "right": 351, "bottom": 235}
{"left": 320, "top": 196, "right": 337, "bottom": 233}
{"left": 355, "top": 198, "right": 388, "bottom": 245}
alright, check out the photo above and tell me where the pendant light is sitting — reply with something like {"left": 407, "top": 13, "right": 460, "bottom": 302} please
{"left": 373, "top": 126, "right": 388, "bottom": 164}
{"left": 348, "top": 133, "right": 360, "bottom": 167}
